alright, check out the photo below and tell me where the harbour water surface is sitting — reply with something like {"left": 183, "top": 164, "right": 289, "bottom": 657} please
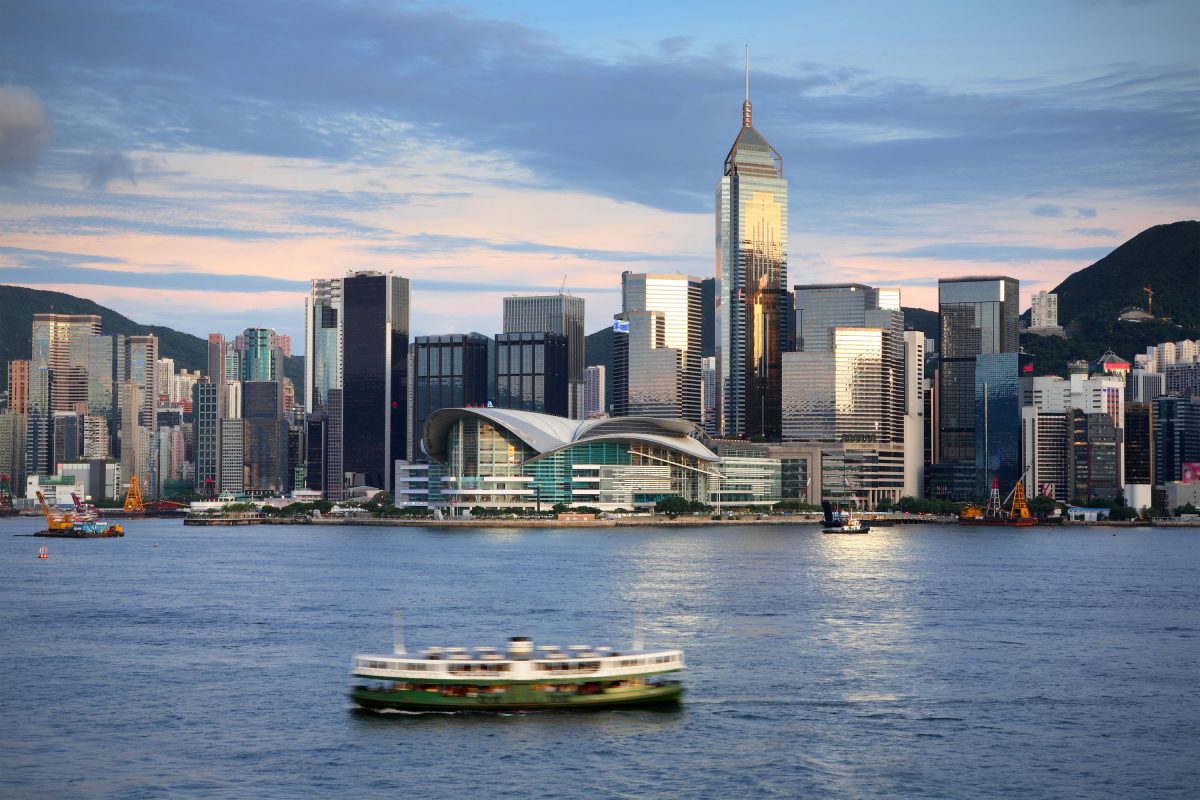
{"left": 1, "top": 517, "right": 1197, "bottom": 798}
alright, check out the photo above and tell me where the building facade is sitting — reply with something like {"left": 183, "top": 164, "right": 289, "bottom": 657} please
{"left": 502, "top": 295, "right": 585, "bottom": 419}
{"left": 715, "top": 93, "right": 787, "bottom": 440}
{"left": 409, "top": 333, "right": 492, "bottom": 461}
{"left": 494, "top": 331, "right": 569, "bottom": 417}
{"left": 936, "top": 276, "right": 1020, "bottom": 498}
{"left": 340, "top": 271, "right": 410, "bottom": 491}
{"left": 620, "top": 272, "right": 702, "bottom": 424}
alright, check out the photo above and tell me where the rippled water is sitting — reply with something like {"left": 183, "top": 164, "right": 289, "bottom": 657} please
{"left": 1, "top": 517, "right": 1197, "bottom": 798}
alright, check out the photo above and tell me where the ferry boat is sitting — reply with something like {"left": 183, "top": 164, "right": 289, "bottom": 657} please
{"left": 351, "top": 635, "right": 685, "bottom": 712}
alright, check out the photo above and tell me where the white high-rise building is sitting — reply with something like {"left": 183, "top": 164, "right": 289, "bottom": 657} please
{"left": 903, "top": 330, "right": 926, "bottom": 498}
{"left": 1030, "top": 291, "right": 1060, "bottom": 330}
{"left": 584, "top": 365, "right": 606, "bottom": 418}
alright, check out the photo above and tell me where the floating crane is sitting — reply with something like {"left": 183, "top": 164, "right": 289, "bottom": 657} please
{"left": 35, "top": 491, "right": 75, "bottom": 532}
{"left": 123, "top": 475, "right": 145, "bottom": 514}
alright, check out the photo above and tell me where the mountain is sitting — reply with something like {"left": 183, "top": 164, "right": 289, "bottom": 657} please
{"left": 1051, "top": 221, "right": 1200, "bottom": 330}
{"left": 902, "top": 307, "right": 939, "bottom": 349}
{"left": 0, "top": 284, "right": 305, "bottom": 400}
{"left": 1020, "top": 221, "right": 1200, "bottom": 376}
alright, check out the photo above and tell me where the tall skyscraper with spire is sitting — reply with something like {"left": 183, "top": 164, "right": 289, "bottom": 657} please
{"left": 715, "top": 52, "right": 788, "bottom": 439}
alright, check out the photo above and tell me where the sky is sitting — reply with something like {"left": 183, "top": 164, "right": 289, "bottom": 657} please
{"left": 1, "top": 0, "right": 1197, "bottom": 353}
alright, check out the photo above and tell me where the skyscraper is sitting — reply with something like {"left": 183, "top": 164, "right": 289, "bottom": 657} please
{"left": 409, "top": 334, "right": 491, "bottom": 460}
{"left": 715, "top": 80, "right": 787, "bottom": 439}
{"left": 31, "top": 313, "right": 102, "bottom": 413}
{"left": 502, "top": 294, "right": 585, "bottom": 419}
{"left": 620, "top": 272, "right": 702, "bottom": 423}
{"left": 242, "top": 328, "right": 281, "bottom": 382}
{"left": 584, "top": 365, "right": 606, "bottom": 418}
{"left": 243, "top": 381, "right": 286, "bottom": 494}
{"left": 494, "top": 332, "right": 569, "bottom": 416}
{"left": 340, "top": 271, "right": 409, "bottom": 491}
{"left": 935, "top": 276, "right": 1019, "bottom": 498}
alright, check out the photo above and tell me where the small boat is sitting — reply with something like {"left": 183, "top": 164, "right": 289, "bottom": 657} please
{"left": 351, "top": 634, "right": 685, "bottom": 712}
{"left": 821, "top": 501, "right": 870, "bottom": 534}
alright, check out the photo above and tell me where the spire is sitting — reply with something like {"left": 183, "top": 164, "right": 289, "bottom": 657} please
{"left": 742, "top": 44, "right": 752, "bottom": 127}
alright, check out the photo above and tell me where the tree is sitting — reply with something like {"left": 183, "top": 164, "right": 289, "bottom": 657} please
{"left": 1028, "top": 495, "right": 1058, "bottom": 518}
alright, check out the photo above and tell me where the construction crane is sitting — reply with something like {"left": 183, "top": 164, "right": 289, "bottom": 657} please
{"left": 1144, "top": 285, "right": 1154, "bottom": 317}
{"left": 35, "top": 491, "right": 75, "bottom": 532}
{"left": 123, "top": 475, "right": 145, "bottom": 513}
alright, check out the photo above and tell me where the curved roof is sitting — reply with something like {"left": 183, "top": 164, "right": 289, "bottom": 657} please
{"left": 423, "top": 408, "right": 717, "bottom": 465}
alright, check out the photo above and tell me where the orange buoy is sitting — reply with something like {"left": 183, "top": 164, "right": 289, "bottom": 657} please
{"left": 38, "top": 546, "right": 48, "bottom": 559}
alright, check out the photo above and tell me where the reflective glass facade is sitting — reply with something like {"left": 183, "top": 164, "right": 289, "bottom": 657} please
{"left": 1072, "top": 410, "right": 1122, "bottom": 501}
{"left": 494, "top": 332, "right": 568, "bottom": 417}
{"left": 612, "top": 311, "right": 682, "bottom": 419}
{"left": 242, "top": 328, "right": 278, "bottom": 382}
{"left": 410, "top": 333, "right": 491, "bottom": 460}
{"left": 716, "top": 103, "right": 787, "bottom": 439}
{"left": 502, "top": 295, "right": 585, "bottom": 419}
{"left": 341, "top": 272, "right": 409, "bottom": 490}
{"left": 975, "top": 353, "right": 1021, "bottom": 494}
{"left": 243, "top": 381, "right": 286, "bottom": 494}
{"left": 88, "top": 334, "right": 124, "bottom": 458}
{"left": 31, "top": 313, "right": 101, "bottom": 413}
{"left": 938, "top": 276, "right": 1019, "bottom": 466}
{"left": 621, "top": 273, "right": 702, "bottom": 423}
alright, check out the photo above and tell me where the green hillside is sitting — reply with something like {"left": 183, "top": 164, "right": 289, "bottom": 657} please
{"left": 0, "top": 284, "right": 304, "bottom": 400}
{"left": 1052, "top": 221, "right": 1200, "bottom": 329}
{"left": 1020, "top": 221, "right": 1200, "bottom": 376}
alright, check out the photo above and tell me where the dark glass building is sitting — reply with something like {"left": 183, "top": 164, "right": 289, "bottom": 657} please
{"left": 494, "top": 332, "right": 568, "bottom": 417}
{"left": 1072, "top": 410, "right": 1122, "bottom": 502}
{"left": 1153, "top": 395, "right": 1200, "bottom": 486}
{"left": 410, "top": 333, "right": 492, "bottom": 461}
{"left": 243, "top": 381, "right": 286, "bottom": 495}
{"left": 937, "top": 276, "right": 1019, "bottom": 499}
{"left": 1124, "top": 402, "right": 1152, "bottom": 485}
{"left": 341, "top": 271, "right": 409, "bottom": 491}
{"left": 193, "top": 380, "right": 219, "bottom": 497}
{"left": 502, "top": 295, "right": 585, "bottom": 419}
{"left": 975, "top": 352, "right": 1023, "bottom": 495}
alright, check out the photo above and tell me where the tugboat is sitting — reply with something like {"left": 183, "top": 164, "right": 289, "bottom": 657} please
{"left": 351, "top": 633, "right": 684, "bottom": 712}
{"left": 959, "top": 477, "right": 1036, "bottom": 527}
{"left": 821, "top": 501, "right": 870, "bottom": 534}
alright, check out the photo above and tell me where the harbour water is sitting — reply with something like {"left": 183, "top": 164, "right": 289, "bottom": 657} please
{"left": 1, "top": 517, "right": 1197, "bottom": 798}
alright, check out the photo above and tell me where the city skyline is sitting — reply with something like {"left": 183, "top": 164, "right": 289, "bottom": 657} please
{"left": 0, "top": 1, "right": 1197, "bottom": 351}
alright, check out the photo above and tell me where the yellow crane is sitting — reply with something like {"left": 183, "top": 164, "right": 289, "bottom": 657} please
{"left": 1144, "top": 285, "right": 1154, "bottom": 317}
{"left": 35, "top": 491, "right": 75, "bottom": 532}
{"left": 123, "top": 475, "right": 145, "bottom": 513}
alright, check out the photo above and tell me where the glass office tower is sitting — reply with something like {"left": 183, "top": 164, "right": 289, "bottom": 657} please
{"left": 409, "top": 333, "right": 492, "bottom": 460}
{"left": 716, "top": 94, "right": 787, "bottom": 439}
{"left": 975, "top": 352, "right": 1022, "bottom": 494}
{"left": 502, "top": 295, "right": 585, "bottom": 419}
{"left": 242, "top": 328, "right": 280, "bottom": 382}
{"left": 243, "top": 381, "right": 286, "bottom": 494}
{"left": 612, "top": 311, "right": 682, "bottom": 418}
{"left": 620, "top": 272, "right": 702, "bottom": 423}
{"left": 341, "top": 271, "right": 409, "bottom": 491}
{"left": 31, "top": 313, "right": 101, "bottom": 413}
{"left": 494, "top": 331, "right": 569, "bottom": 417}
{"left": 937, "top": 276, "right": 1019, "bottom": 498}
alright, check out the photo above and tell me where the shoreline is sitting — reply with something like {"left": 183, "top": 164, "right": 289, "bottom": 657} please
{"left": 179, "top": 515, "right": 1200, "bottom": 529}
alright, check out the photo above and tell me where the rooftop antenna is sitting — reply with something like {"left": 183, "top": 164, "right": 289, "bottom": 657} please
{"left": 742, "top": 44, "right": 752, "bottom": 127}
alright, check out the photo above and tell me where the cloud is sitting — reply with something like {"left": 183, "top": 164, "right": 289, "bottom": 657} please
{"left": 81, "top": 151, "right": 137, "bottom": 190}
{"left": 860, "top": 243, "right": 1112, "bottom": 262}
{"left": 0, "top": 263, "right": 307, "bottom": 292}
{"left": 3, "top": 3, "right": 1196, "bottom": 216}
{"left": 366, "top": 233, "right": 692, "bottom": 263}
{"left": 1067, "top": 226, "right": 1119, "bottom": 237}
{"left": 0, "top": 85, "right": 52, "bottom": 184}
{"left": 1075, "top": 207, "right": 1098, "bottom": 218}
{"left": 1032, "top": 204, "right": 1065, "bottom": 217}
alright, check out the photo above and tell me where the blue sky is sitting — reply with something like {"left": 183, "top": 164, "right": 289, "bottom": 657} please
{"left": 0, "top": 0, "right": 1196, "bottom": 350}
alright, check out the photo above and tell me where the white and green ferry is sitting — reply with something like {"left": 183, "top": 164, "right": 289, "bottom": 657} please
{"left": 351, "top": 635, "right": 684, "bottom": 712}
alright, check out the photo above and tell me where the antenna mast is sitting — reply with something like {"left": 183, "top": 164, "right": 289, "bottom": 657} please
{"left": 742, "top": 45, "right": 752, "bottom": 127}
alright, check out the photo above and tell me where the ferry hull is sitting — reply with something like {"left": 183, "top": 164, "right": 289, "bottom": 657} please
{"left": 34, "top": 529, "right": 124, "bottom": 538}
{"left": 351, "top": 682, "right": 683, "bottom": 712}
